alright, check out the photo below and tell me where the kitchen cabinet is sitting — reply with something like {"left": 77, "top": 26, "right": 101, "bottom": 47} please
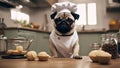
{"left": 14, "top": 0, "right": 58, "bottom": 8}
{"left": 0, "top": 0, "right": 58, "bottom": 8}
{"left": 106, "top": 0, "right": 120, "bottom": 12}
{"left": 107, "top": 7, "right": 120, "bottom": 12}
{"left": 0, "top": 0, "right": 16, "bottom": 8}
{"left": 78, "top": 33, "right": 102, "bottom": 56}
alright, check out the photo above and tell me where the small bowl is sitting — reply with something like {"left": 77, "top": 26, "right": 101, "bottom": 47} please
{"left": 89, "top": 56, "right": 98, "bottom": 62}
{"left": 97, "top": 56, "right": 111, "bottom": 64}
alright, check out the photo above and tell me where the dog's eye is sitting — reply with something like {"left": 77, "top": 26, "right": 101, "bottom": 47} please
{"left": 67, "top": 18, "right": 74, "bottom": 25}
{"left": 54, "top": 18, "right": 61, "bottom": 24}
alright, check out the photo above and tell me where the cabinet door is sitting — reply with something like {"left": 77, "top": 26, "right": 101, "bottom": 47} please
{"left": 30, "top": 32, "right": 51, "bottom": 54}
{"left": 78, "top": 34, "right": 101, "bottom": 56}
{"left": 5, "top": 30, "right": 18, "bottom": 38}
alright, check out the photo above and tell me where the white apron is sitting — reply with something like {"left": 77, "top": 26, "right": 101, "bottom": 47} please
{"left": 50, "top": 30, "right": 78, "bottom": 58}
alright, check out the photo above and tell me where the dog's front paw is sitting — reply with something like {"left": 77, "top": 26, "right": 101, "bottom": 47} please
{"left": 52, "top": 55, "right": 58, "bottom": 58}
{"left": 73, "top": 56, "right": 82, "bottom": 59}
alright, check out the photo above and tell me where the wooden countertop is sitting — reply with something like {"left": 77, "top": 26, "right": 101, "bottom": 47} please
{"left": 0, "top": 56, "right": 120, "bottom": 68}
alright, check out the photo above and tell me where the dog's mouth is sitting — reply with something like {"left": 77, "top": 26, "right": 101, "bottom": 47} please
{"left": 54, "top": 17, "right": 75, "bottom": 34}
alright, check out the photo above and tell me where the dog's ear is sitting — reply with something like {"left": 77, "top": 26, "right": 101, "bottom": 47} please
{"left": 71, "top": 12, "right": 80, "bottom": 20}
{"left": 50, "top": 12, "right": 57, "bottom": 19}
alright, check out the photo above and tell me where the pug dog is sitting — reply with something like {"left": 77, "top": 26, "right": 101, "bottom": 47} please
{"left": 49, "top": 2, "right": 82, "bottom": 59}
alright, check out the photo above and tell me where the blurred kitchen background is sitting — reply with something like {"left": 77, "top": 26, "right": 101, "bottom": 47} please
{"left": 0, "top": 0, "right": 120, "bottom": 56}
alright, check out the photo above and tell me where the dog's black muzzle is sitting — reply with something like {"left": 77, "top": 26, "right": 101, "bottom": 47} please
{"left": 54, "top": 17, "right": 74, "bottom": 34}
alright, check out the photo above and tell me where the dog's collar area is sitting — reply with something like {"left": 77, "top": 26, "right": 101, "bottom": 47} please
{"left": 55, "top": 32, "right": 74, "bottom": 36}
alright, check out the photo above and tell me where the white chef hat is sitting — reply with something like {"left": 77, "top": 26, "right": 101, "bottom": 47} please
{"left": 51, "top": 1, "right": 77, "bottom": 13}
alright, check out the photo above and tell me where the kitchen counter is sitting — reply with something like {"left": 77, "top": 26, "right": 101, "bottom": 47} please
{"left": 0, "top": 27, "right": 119, "bottom": 33}
{"left": 0, "top": 56, "right": 120, "bottom": 68}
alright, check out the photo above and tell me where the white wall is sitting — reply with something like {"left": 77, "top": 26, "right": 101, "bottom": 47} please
{"left": 59, "top": 0, "right": 120, "bottom": 30}
{"left": 0, "top": 6, "right": 14, "bottom": 27}
{"left": 29, "top": 7, "right": 53, "bottom": 31}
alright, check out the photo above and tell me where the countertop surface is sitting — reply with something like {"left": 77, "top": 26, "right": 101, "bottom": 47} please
{"left": 0, "top": 56, "right": 120, "bottom": 68}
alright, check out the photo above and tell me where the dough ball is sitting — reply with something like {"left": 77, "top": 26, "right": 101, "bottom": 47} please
{"left": 7, "top": 49, "right": 14, "bottom": 55}
{"left": 11, "top": 50, "right": 19, "bottom": 55}
{"left": 21, "top": 51, "right": 27, "bottom": 55}
{"left": 26, "top": 51, "right": 37, "bottom": 61}
{"left": 16, "top": 46, "right": 23, "bottom": 52}
{"left": 7, "top": 50, "right": 20, "bottom": 55}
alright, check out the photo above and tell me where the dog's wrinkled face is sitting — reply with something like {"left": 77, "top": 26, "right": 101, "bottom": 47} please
{"left": 54, "top": 12, "right": 75, "bottom": 34}
{"left": 51, "top": 12, "right": 79, "bottom": 35}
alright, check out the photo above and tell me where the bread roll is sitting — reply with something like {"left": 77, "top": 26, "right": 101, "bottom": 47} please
{"left": 26, "top": 51, "right": 37, "bottom": 61}
{"left": 21, "top": 51, "right": 27, "bottom": 55}
{"left": 11, "top": 50, "right": 19, "bottom": 55}
{"left": 16, "top": 46, "right": 23, "bottom": 52}
{"left": 7, "top": 49, "right": 15, "bottom": 55}
{"left": 38, "top": 51, "right": 50, "bottom": 61}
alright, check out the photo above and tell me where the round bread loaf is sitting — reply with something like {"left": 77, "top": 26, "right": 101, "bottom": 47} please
{"left": 11, "top": 50, "right": 19, "bottom": 55}
{"left": 21, "top": 51, "right": 27, "bottom": 55}
{"left": 97, "top": 51, "right": 111, "bottom": 64}
{"left": 89, "top": 50, "right": 111, "bottom": 64}
{"left": 16, "top": 46, "right": 23, "bottom": 52}
{"left": 7, "top": 49, "right": 15, "bottom": 55}
{"left": 89, "top": 50, "right": 100, "bottom": 62}
{"left": 38, "top": 51, "right": 50, "bottom": 61}
{"left": 26, "top": 51, "right": 37, "bottom": 61}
